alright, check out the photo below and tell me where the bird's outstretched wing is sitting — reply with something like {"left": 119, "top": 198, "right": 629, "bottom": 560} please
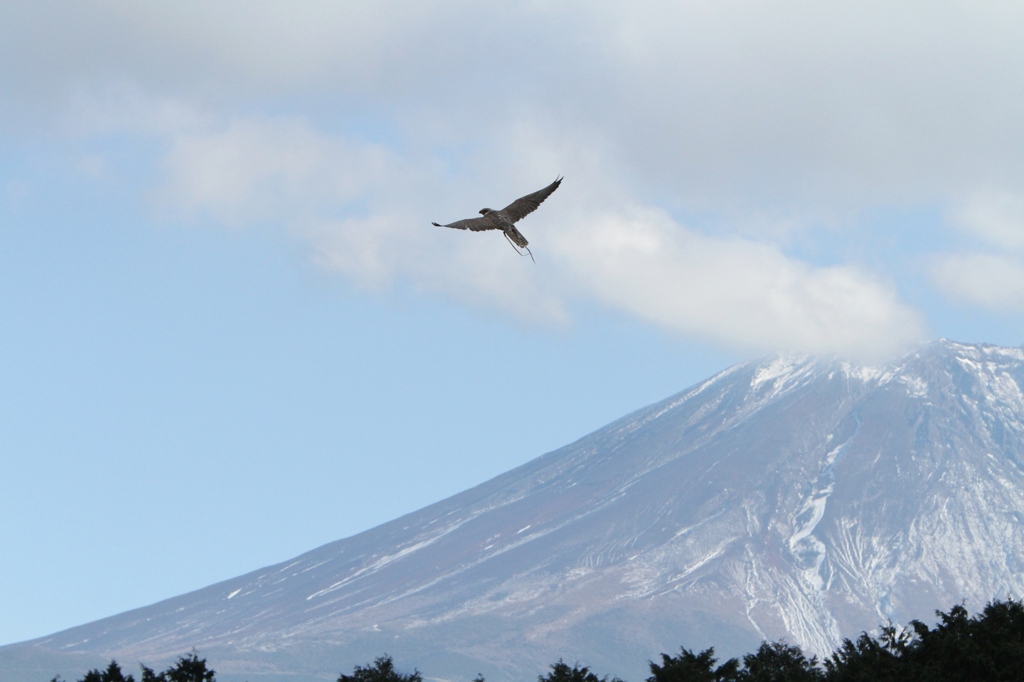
{"left": 431, "top": 216, "right": 499, "bottom": 232}
{"left": 501, "top": 176, "right": 563, "bottom": 224}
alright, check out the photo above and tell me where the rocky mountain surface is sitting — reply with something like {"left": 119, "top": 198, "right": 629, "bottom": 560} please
{"left": 5, "top": 339, "right": 1024, "bottom": 682}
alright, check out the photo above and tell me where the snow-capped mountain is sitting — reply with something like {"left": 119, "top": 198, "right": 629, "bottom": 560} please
{"left": 6, "top": 339, "right": 1024, "bottom": 682}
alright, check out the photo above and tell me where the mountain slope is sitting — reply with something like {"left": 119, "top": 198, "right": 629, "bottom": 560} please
{"left": 6, "top": 340, "right": 1024, "bottom": 682}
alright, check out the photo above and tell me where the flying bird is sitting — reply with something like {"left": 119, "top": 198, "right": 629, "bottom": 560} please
{"left": 431, "top": 176, "right": 563, "bottom": 262}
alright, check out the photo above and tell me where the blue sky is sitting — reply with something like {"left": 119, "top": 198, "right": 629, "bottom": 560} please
{"left": 2, "top": 1, "right": 1024, "bottom": 646}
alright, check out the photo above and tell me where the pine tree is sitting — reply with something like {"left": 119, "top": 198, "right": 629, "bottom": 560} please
{"left": 337, "top": 655, "right": 422, "bottom": 682}
{"left": 539, "top": 659, "right": 620, "bottom": 682}
{"left": 648, "top": 647, "right": 739, "bottom": 682}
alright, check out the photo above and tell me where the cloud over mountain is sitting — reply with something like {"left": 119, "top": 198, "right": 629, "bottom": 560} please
{"left": 156, "top": 116, "right": 924, "bottom": 357}
{"left": 10, "top": 2, "right": 1024, "bottom": 350}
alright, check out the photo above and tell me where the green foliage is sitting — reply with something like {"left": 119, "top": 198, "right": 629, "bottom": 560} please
{"left": 162, "top": 653, "right": 216, "bottom": 682}
{"left": 337, "top": 655, "right": 422, "bottom": 682}
{"left": 139, "top": 667, "right": 161, "bottom": 682}
{"left": 539, "top": 659, "right": 620, "bottom": 682}
{"left": 648, "top": 647, "right": 739, "bottom": 682}
{"left": 57, "top": 599, "right": 1024, "bottom": 682}
{"left": 619, "top": 598, "right": 1024, "bottom": 681}
{"left": 78, "top": 661, "right": 135, "bottom": 682}
{"left": 647, "top": 642, "right": 820, "bottom": 682}
{"left": 738, "top": 642, "right": 822, "bottom": 682}
{"left": 74, "top": 653, "right": 213, "bottom": 682}
{"left": 822, "top": 633, "right": 898, "bottom": 682}
{"left": 826, "top": 599, "right": 1024, "bottom": 682}
{"left": 904, "top": 599, "right": 1024, "bottom": 681}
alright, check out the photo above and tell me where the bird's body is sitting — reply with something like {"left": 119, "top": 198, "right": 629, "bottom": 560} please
{"left": 431, "top": 177, "right": 562, "bottom": 260}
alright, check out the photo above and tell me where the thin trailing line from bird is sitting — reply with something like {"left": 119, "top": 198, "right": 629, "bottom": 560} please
{"left": 431, "top": 176, "right": 562, "bottom": 263}
{"left": 503, "top": 231, "right": 534, "bottom": 263}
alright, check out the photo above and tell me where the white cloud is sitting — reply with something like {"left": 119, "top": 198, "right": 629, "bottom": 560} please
{"left": 157, "top": 116, "right": 925, "bottom": 359}
{"left": 157, "top": 118, "right": 393, "bottom": 225}
{"left": 15, "top": 3, "right": 1002, "bottom": 353}
{"left": 932, "top": 253, "right": 1024, "bottom": 313}
{"left": 7, "top": 2, "right": 1024, "bottom": 213}
{"left": 158, "top": 116, "right": 570, "bottom": 324}
{"left": 952, "top": 190, "right": 1024, "bottom": 251}
{"left": 935, "top": 191, "right": 1024, "bottom": 315}
{"left": 551, "top": 207, "right": 924, "bottom": 359}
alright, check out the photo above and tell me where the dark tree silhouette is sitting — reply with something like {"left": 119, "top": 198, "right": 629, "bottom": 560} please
{"left": 79, "top": 661, "right": 135, "bottom": 682}
{"left": 161, "top": 653, "right": 215, "bottom": 682}
{"left": 823, "top": 623, "right": 908, "bottom": 682}
{"left": 737, "top": 641, "right": 822, "bottom": 681}
{"left": 539, "top": 659, "right": 620, "bottom": 682}
{"left": 74, "top": 652, "right": 213, "bottom": 682}
{"left": 647, "top": 647, "right": 740, "bottom": 682}
{"left": 57, "top": 599, "right": 1024, "bottom": 682}
{"left": 825, "top": 599, "right": 1024, "bottom": 681}
{"left": 904, "top": 600, "right": 1024, "bottom": 681}
{"left": 338, "top": 655, "right": 422, "bottom": 682}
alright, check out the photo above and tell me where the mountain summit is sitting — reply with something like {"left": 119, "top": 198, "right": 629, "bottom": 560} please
{"left": 7, "top": 340, "right": 1024, "bottom": 682}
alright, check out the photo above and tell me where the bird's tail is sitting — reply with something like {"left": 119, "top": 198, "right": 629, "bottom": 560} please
{"left": 506, "top": 226, "right": 529, "bottom": 248}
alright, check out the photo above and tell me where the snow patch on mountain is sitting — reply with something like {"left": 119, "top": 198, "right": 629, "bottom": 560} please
{"left": 8, "top": 339, "right": 1024, "bottom": 682}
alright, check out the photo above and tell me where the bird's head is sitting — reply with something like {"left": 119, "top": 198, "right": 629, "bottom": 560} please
{"left": 479, "top": 208, "right": 493, "bottom": 215}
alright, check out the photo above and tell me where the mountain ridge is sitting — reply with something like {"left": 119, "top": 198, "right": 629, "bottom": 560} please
{"left": 5, "top": 339, "right": 1024, "bottom": 682}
